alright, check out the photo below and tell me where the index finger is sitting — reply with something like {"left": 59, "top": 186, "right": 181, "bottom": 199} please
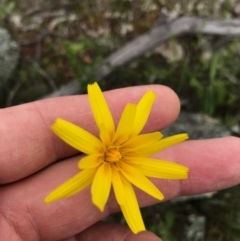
{"left": 0, "top": 85, "right": 180, "bottom": 184}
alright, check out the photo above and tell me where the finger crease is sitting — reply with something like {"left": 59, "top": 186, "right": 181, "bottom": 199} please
{"left": 33, "top": 102, "right": 58, "bottom": 162}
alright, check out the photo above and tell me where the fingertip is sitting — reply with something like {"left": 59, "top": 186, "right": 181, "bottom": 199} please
{"left": 132, "top": 231, "right": 163, "bottom": 241}
{"left": 105, "top": 84, "right": 180, "bottom": 131}
{"left": 154, "top": 85, "right": 180, "bottom": 128}
{"left": 139, "top": 85, "right": 180, "bottom": 131}
{"left": 76, "top": 221, "right": 162, "bottom": 241}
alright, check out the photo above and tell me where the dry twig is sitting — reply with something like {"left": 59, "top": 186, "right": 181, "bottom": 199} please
{"left": 42, "top": 16, "right": 240, "bottom": 99}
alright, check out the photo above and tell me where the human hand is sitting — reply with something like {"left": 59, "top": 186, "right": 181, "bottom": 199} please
{"left": 0, "top": 85, "right": 239, "bottom": 241}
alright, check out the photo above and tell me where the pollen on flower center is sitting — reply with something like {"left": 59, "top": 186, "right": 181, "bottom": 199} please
{"left": 105, "top": 147, "right": 122, "bottom": 163}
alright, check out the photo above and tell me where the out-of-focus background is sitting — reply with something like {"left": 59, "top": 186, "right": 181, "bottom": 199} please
{"left": 0, "top": 0, "right": 240, "bottom": 240}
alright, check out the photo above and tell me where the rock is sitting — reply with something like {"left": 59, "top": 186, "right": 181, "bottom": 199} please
{"left": 186, "top": 214, "right": 206, "bottom": 241}
{"left": 0, "top": 28, "right": 19, "bottom": 90}
{"left": 162, "top": 112, "right": 230, "bottom": 139}
{"left": 231, "top": 124, "right": 240, "bottom": 136}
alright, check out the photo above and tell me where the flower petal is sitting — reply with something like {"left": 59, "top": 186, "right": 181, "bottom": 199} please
{"left": 113, "top": 104, "right": 137, "bottom": 144}
{"left": 137, "top": 133, "right": 189, "bottom": 156}
{"left": 78, "top": 154, "right": 103, "bottom": 169}
{"left": 99, "top": 124, "right": 111, "bottom": 147}
{"left": 112, "top": 166, "right": 125, "bottom": 205}
{"left": 120, "top": 176, "right": 145, "bottom": 234}
{"left": 91, "top": 162, "right": 112, "bottom": 211}
{"left": 88, "top": 82, "right": 115, "bottom": 137}
{"left": 52, "top": 118, "right": 103, "bottom": 154}
{"left": 122, "top": 132, "right": 163, "bottom": 149}
{"left": 125, "top": 157, "right": 188, "bottom": 179}
{"left": 132, "top": 91, "right": 156, "bottom": 135}
{"left": 119, "top": 162, "right": 164, "bottom": 201}
{"left": 45, "top": 169, "right": 96, "bottom": 203}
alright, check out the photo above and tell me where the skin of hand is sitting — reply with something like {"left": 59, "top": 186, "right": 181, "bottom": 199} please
{"left": 0, "top": 85, "right": 239, "bottom": 241}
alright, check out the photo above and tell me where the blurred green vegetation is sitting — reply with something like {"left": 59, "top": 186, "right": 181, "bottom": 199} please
{"left": 0, "top": 1, "right": 15, "bottom": 20}
{"left": 0, "top": 0, "right": 240, "bottom": 240}
{"left": 0, "top": 0, "right": 239, "bottom": 122}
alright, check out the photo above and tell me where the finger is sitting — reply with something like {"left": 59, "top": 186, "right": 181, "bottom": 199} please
{"left": 157, "top": 136, "right": 240, "bottom": 198}
{"left": 60, "top": 238, "right": 77, "bottom": 241}
{"left": 0, "top": 85, "right": 180, "bottom": 184}
{"left": 58, "top": 221, "right": 162, "bottom": 241}
{"left": 1, "top": 137, "right": 240, "bottom": 241}
{"left": 75, "top": 221, "right": 162, "bottom": 241}
{"left": 122, "top": 136, "right": 240, "bottom": 207}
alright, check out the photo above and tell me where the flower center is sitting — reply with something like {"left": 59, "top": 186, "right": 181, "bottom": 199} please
{"left": 105, "top": 147, "right": 122, "bottom": 163}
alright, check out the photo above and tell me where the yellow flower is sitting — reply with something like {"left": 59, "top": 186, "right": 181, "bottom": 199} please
{"left": 45, "top": 82, "right": 189, "bottom": 234}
